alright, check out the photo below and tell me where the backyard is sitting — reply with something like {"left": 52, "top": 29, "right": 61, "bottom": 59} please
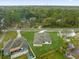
{"left": 40, "top": 51, "right": 67, "bottom": 59}
{"left": 3, "top": 31, "right": 17, "bottom": 42}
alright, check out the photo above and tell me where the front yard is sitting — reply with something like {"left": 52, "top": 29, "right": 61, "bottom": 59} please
{"left": 3, "top": 31, "right": 17, "bottom": 42}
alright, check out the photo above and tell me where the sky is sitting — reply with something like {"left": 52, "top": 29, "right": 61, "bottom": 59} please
{"left": 0, "top": 0, "right": 79, "bottom": 6}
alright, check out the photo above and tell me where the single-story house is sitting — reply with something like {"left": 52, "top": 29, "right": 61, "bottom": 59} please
{"left": 33, "top": 30, "right": 51, "bottom": 46}
{"left": 3, "top": 30, "right": 36, "bottom": 59}
{"left": 59, "top": 29, "right": 76, "bottom": 39}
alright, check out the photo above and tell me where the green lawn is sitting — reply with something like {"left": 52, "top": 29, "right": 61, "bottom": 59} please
{"left": 0, "top": 31, "right": 2, "bottom": 37}
{"left": 40, "top": 51, "right": 67, "bottom": 59}
{"left": 15, "top": 54, "right": 28, "bottom": 59}
{"left": 0, "top": 32, "right": 2, "bottom": 59}
{"left": 0, "top": 32, "right": 3, "bottom": 49}
{"left": 2, "top": 55, "right": 10, "bottom": 59}
{"left": 3, "top": 31, "right": 17, "bottom": 42}
{"left": 21, "top": 31, "right": 67, "bottom": 59}
{"left": 0, "top": 50, "right": 2, "bottom": 59}
{"left": 0, "top": 43, "right": 2, "bottom": 49}
{"left": 71, "top": 39, "right": 78, "bottom": 47}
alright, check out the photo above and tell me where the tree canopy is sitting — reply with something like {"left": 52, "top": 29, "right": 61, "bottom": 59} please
{"left": 0, "top": 6, "right": 79, "bottom": 29}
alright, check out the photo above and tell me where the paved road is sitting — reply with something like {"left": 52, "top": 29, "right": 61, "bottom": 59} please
{"left": 1, "top": 28, "right": 79, "bottom": 32}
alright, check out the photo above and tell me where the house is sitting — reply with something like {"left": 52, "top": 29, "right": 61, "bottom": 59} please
{"left": 3, "top": 30, "right": 36, "bottom": 59}
{"left": 65, "top": 52, "right": 75, "bottom": 59}
{"left": 33, "top": 30, "right": 51, "bottom": 46}
{"left": 59, "top": 29, "right": 76, "bottom": 39}
{"left": 72, "top": 50, "right": 79, "bottom": 59}
{"left": 67, "top": 43, "right": 75, "bottom": 53}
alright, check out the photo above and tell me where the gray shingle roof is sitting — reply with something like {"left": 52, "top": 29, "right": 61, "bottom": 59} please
{"left": 3, "top": 39, "right": 14, "bottom": 55}
{"left": 3, "top": 37, "right": 29, "bottom": 55}
{"left": 33, "top": 32, "right": 51, "bottom": 44}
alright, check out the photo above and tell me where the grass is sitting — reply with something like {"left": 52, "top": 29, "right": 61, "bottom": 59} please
{"left": 21, "top": 31, "right": 67, "bottom": 59}
{"left": 0, "top": 43, "right": 2, "bottom": 49}
{"left": 0, "top": 50, "right": 2, "bottom": 59}
{"left": 3, "top": 31, "right": 17, "bottom": 42}
{"left": 0, "top": 32, "right": 3, "bottom": 49}
{"left": 71, "top": 39, "right": 79, "bottom": 48}
{"left": 40, "top": 51, "right": 67, "bottom": 59}
{"left": 14, "top": 54, "right": 28, "bottom": 59}
{"left": 0, "top": 31, "right": 2, "bottom": 37}
{"left": 2, "top": 55, "right": 10, "bottom": 59}
{"left": 49, "top": 32, "right": 64, "bottom": 50}
{"left": 0, "top": 31, "right": 2, "bottom": 59}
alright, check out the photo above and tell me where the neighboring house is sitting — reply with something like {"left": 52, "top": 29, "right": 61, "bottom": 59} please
{"left": 3, "top": 30, "right": 36, "bottom": 59}
{"left": 72, "top": 49, "right": 79, "bottom": 59}
{"left": 59, "top": 29, "right": 76, "bottom": 39}
{"left": 33, "top": 30, "right": 51, "bottom": 46}
{"left": 68, "top": 43, "right": 75, "bottom": 50}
